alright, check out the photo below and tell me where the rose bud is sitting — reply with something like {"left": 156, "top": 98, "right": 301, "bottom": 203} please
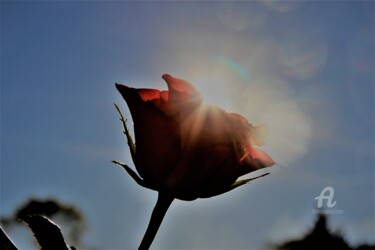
{"left": 115, "top": 74, "right": 274, "bottom": 201}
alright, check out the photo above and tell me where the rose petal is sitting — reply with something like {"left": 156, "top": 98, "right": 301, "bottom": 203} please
{"left": 226, "top": 112, "right": 252, "bottom": 147}
{"left": 162, "top": 74, "right": 199, "bottom": 96}
{"left": 242, "top": 146, "right": 275, "bottom": 169}
{"left": 136, "top": 88, "right": 178, "bottom": 116}
{"left": 162, "top": 74, "right": 203, "bottom": 114}
{"left": 166, "top": 145, "right": 247, "bottom": 200}
{"left": 195, "top": 147, "right": 251, "bottom": 199}
{"left": 136, "top": 88, "right": 163, "bottom": 102}
{"left": 115, "top": 83, "right": 180, "bottom": 185}
{"left": 227, "top": 112, "right": 249, "bottom": 123}
{"left": 165, "top": 106, "right": 250, "bottom": 192}
{"left": 250, "top": 124, "right": 268, "bottom": 146}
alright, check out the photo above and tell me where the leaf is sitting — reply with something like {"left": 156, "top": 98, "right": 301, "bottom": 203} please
{"left": 1, "top": 227, "right": 19, "bottom": 250}
{"left": 22, "top": 215, "right": 75, "bottom": 250}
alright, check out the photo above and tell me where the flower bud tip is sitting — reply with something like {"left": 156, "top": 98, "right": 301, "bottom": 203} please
{"left": 162, "top": 74, "right": 172, "bottom": 80}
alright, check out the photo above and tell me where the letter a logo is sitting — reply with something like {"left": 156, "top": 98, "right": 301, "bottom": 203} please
{"left": 315, "top": 186, "right": 337, "bottom": 208}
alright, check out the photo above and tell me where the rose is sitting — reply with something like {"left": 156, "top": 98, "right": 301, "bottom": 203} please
{"left": 115, "top": 74, "right": 274, "bottom": 201}
{"left": 114, "top": 74, "right": 275, "bottom": 249}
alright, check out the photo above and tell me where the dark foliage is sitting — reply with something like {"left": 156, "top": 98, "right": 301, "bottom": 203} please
{"left": 1, "top": 227, "right": 18, "bottom": 250}
{"left": 1, "top": 197, "right": 85, "bottom": 245}
{"left": 274, "top": 214, "right": 375, "bottom": 250}
{"left": 22, "top": 215, "right": 75, "bottom": 250}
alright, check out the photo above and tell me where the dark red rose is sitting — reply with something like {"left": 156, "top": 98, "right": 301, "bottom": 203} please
{"left": 116, "top": 74, "right": 274, "bottom": 200}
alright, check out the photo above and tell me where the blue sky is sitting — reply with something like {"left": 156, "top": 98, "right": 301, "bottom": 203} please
{"left": 1, "top": 1, "right": 374, "bottom": 249}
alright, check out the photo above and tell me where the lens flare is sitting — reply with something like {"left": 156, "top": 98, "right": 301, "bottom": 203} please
{"left": 212, "top": 56, "right": 251, "bottom": 81}
{"left": 241, "top": 76, "right": 312, "bottom": 166}
{"left": 188, "top": 59, "right": 312, "bottom": 167}
{"left": 161, "top": 26, "right": 313, "bottom": 167}
{"left": 276, "top": 33, "right": 327, "bottom": 80}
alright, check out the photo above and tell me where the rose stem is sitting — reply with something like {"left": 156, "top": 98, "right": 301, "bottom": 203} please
{"left": 139, "top": 192, "right": 174, "bottom": 250}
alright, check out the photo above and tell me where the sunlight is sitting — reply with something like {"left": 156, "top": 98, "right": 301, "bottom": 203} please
{"left": 185, "top": 60, "right": 312, "bottom": 167}
{"left": 244, "top": 77, "right": 312, "bottom": 167}
{"left": 158, "top": 19, "right": 315, "bottom": 167}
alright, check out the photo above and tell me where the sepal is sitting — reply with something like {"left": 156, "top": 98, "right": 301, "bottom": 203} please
{"left": 230, "top": 173, "right": 270, "bottom": 188}
{"left": 114, "top": 103, "right": 138, "bottom": 167}
{"left": 201, "top": 173, "right": 270, "bottom": 198}
{"left": 111, "top": 161, "right": 156, "bottom": 191}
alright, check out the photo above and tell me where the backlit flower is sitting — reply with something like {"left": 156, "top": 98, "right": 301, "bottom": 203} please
{"left": 115, "top": 74, "right": 274, "bottom": 201}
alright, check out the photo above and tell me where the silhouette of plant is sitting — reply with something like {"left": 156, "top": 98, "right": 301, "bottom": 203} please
{"left": 272, "top": 214, "right": 375, "bottom": 250}
{"left": 1, "top": 197, "right": 85, "bottom": 247}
